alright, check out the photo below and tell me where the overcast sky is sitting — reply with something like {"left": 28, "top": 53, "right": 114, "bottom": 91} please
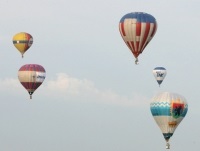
{"left": 0, "top": 0, "right": 199, "bottom": 150}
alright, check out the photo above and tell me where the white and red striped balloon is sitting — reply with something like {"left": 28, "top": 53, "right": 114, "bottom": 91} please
{"left": 18, "top": 64, "right": 46, "bottom": 99}
{"left": 119, "top": 12, "right": 157, "bottom": 64}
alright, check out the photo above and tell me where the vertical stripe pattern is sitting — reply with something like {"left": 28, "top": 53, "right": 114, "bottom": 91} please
{"left": 119, "top": 12, "right": 157, "bottom": 59}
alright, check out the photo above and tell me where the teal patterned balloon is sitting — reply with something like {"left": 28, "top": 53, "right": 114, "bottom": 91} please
{"left": 150, "top": 92, "right": 188, "bottom": 149}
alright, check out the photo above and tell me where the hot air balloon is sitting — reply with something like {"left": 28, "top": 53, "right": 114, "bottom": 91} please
{"left": 13, "top": 32, "right": 33, "bottom": 58}
{"left": 18, "top": 64, "right": 46, "bottom": 99}
{"left": 150, "top": 92, "right": 188, "bottom": 149}
{"left": 153, "top": 67, "right": 167, "bottom": 86}
{"left": 119, "top": 12, "right": 157, "bottom": 64}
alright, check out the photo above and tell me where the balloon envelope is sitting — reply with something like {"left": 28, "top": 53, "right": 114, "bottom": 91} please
{"left": 153, "top": 67, "right": 167, "bottom": 86}
{"left": 13, "top": 32, "right": 33, "bottom": 58}
{"left": 150, "top": 92, "right": 188, "bottom": 149}
{"left": 119, "top": 12, "right": 157, "bottom": 64}
{"left": 18, "top": 64, "right": 46, "bottom": 99}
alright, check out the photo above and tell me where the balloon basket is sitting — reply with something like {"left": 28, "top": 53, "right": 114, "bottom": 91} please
{"left": 135, "top": 58, "right": 139, "bottom": 65}
{"left": 166, "top": 142, "right": 170, "bottom": 149}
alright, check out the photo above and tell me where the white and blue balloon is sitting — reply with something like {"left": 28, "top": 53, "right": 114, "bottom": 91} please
{"left": 150, "top": 92, "right": 188, "bottom": 149}
{"left": 153, "top": 67, "right": 167, "bottom": 86}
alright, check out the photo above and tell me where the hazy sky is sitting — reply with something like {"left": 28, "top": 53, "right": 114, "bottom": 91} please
{"left": 0, "top": 0, "right": 199, "bottom": 150}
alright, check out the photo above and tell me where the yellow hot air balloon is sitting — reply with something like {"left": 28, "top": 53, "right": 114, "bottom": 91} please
{"left": 13, "top": 32, "right": 33, "bottom": 58}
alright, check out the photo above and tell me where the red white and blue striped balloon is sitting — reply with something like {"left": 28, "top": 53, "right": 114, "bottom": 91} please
{"left": 119, "top": 12, "right": 157, "bottom": 64}
{"left": 18, "top": 64, "right": 46, "bottom": 99}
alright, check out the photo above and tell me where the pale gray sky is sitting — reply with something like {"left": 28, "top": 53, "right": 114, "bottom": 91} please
{"left": 0, "top": 0, "right": 199, "bottom": 150}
